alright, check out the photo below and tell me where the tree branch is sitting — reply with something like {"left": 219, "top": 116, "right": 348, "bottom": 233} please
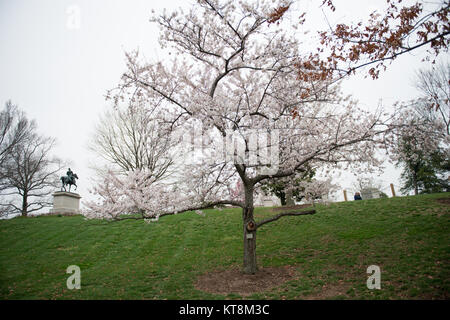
{"left": 110, "top": 199, "right": 245, "bottom": 222}
{"left": 256, "top": 209, "right": 316, "bottom": 229}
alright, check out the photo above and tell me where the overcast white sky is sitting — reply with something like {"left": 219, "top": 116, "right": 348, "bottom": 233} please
{"left": 0, "top": 0, "right": 447, "bottom": 210}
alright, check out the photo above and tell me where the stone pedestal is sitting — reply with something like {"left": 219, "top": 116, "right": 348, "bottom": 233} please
{"left": 49, "top": 192, "right": 81, "bottom": 216}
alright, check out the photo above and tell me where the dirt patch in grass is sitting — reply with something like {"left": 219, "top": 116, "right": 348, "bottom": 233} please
{"left": 303, "top": 282, "right": 351, "bottom": 300}
{"left": 436, "top": 198, "right": 450, "bottom": 206}
{"left": 271, "top": 204, "right": 312, "bottom": 212}
{"left": 415, "top": 198, "right": 450, "bottom": 217}
{"left": 194, "top": 265, "right": 297, "bottom": 297}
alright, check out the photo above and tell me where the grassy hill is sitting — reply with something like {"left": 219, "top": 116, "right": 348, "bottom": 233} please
{"left": 0, "top": 193, "right": 449, "bottom": 300}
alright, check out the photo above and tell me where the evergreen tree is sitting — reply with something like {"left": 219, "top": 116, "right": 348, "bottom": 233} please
{"left": 398, "top": 134, "right": 449, "bottom": 195}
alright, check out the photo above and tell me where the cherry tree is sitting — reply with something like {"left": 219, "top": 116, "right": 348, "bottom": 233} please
{"left": 87, "top": 0, "right": 398, "bottom": 274}
{"left": 299, "top": 178, "right": 338, "bottom": 206}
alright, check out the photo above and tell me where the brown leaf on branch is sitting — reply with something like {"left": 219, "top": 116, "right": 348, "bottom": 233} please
{"left": 299, "top": 0, "right": 450, "bottom": 81}
{"left": 267, "top": 5, "right": 290, "bottom": 24}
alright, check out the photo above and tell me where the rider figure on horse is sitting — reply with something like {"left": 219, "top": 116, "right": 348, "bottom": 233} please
{"left": 67, "top": 168, "right": 74, "bottom": 184}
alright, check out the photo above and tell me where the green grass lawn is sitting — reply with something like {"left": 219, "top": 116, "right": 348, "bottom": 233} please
{"left": 1, "top": 193, "right": 449, "bottom": 300}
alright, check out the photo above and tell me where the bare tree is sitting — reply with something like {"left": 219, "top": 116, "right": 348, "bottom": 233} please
{"left": 0, "top": 101, "right": 35, "bottom": 191}
{"left": 414, "top": 61, "right": 450, "bottom": 135}
{"left": 89, "top": 103, "right": 176, "bottom": 181}
{"left": 1, "top": 115, "right": 62, "bottom": 217}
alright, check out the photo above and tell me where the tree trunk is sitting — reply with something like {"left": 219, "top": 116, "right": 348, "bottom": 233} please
{"left": 21, "top": 192, "right": 28, "bottom": 217}
{"left": 285, "top": 188, "right": 295, "bottom": 206}
{"left": 413, "top": 172, "right": 418, "bottom": 195}
{"left": 243, "top": 184, "right": 257, "bottom": 274}
{"left": 280, "top": 192, "right": 286, "bottom": 206}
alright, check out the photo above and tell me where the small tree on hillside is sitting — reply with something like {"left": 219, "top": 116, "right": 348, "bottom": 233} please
{"left": 1, "top": 111, "right": 62, "bottom": 217}
{"left": 0, "top": 101, "right": 35, "bottom": 193}
{"left": 397, "top": 132, "right": 449, "bottom": 195}
{"left": 299, "top": 178, "right": 338, "bottom": 206}
{"left": 392, "top": 111, "right": 448, "bottom": 195}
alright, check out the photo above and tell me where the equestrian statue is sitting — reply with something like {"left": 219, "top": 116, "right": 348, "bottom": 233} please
{"left": 61, "top": 168, "right": 79, "bottom": 192}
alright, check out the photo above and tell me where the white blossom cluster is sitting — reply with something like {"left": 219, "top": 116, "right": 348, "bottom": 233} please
{"left": 299, "top": 178, "right": 338, "bottom": 204}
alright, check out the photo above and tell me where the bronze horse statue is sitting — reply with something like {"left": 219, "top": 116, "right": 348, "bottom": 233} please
{"left": 61, "top": 172, "right": 79, "bottom": 192}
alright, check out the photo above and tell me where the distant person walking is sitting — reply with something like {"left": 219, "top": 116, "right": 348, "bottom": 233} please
{"left": 354, "top": 192, "right": 362, "bottom": 200}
